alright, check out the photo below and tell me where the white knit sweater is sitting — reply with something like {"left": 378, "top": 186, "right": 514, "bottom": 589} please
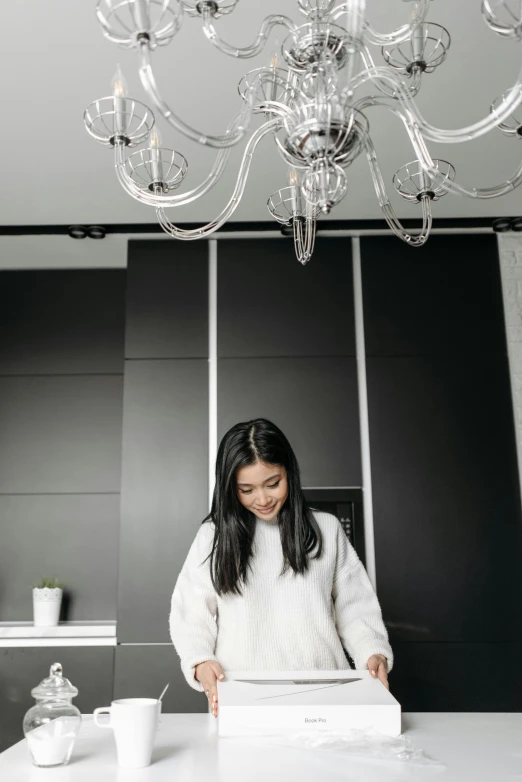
{"left": 169, "top": 511, "right": 393, "bottom": 692}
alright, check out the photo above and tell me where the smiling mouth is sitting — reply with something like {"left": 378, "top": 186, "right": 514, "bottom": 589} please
{"left": 256, "top": 505, "right": 276, "bottom": 514}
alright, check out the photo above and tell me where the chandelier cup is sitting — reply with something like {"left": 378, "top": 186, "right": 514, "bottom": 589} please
{"left": 393, "top": 159, "right": 456, "bottom": 202}
{"left": 267, "top": 185, "right": 321, "bottom": 224}
{"left": 126, "top": 147, "right": 188, "bottom": 192}
{"left": 302, "top": 159, "right": 348, "bottom": 213}
{"left": 491, "top": 90, "right": 522, "bottom": 135}
{"left": 382, "top": 22, "right": 451, "bottom": 74}
{"left": 96, "top": 0, "right": 183, "bottom": 48}
{"left": 84, "top": 96, "right": 155, "bottom": 147}
{"left": 297, "top": 0, "right": 335, "bottom": 21}
{"left": 281, "top": 102, "right": 369, "bottom": 168}
{"left": 282, "top": 22, "right": 353, "bottom": 72}
{"left": 182, "top": 0, "right": 238, "bottom": 18}
{"left": 238, "top": 68, "right": 300, "bottom": 114}
{"left": 482, "top": 0, "right": 522, "bottom": 39}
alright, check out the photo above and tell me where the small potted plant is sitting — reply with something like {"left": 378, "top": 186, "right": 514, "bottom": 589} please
{"left": 32, "top": 578, "right": 64, "bottom": 627}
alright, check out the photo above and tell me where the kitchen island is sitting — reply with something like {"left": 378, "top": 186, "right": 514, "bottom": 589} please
{"left": 0, "top": 712, "right": 520, "bottom": 781}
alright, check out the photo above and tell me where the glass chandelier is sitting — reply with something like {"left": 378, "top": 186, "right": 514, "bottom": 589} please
{"left": 84, "top": 0, "right": 522, "bottom": 264}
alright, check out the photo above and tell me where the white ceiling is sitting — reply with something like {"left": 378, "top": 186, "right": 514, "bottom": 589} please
{"left": 2, "top": 0, "right": 522, "bottom": 227}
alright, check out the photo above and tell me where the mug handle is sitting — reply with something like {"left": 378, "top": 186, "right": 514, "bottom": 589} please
{"left": 93, "top": 707, "right": 112, "bottom": 728}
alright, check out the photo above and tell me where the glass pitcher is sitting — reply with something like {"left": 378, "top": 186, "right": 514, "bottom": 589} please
{"left": 23, "top": 662, "right": 82, "bottom": 767}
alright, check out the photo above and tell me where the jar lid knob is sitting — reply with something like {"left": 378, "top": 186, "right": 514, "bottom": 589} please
{"left": 31, "top": 662, "right": 79, "bottom": 700}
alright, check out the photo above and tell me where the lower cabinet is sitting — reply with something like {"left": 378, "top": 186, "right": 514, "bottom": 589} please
{"left": 389, "top": 642, "right": 522, "bottom": 711}
{"left": 0, "top": 647, "right": 114, "bottom": 752}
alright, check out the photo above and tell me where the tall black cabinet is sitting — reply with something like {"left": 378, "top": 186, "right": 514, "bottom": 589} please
{"left": 362, "top": 235, "right": 522, "bottom": 710}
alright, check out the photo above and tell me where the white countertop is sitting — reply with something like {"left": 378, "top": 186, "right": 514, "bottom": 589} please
{"left": 1, "top": 713, "right": 521, "bottom": 781}
{"left": 0, "top": 622, "right": 116, "bottom": 647}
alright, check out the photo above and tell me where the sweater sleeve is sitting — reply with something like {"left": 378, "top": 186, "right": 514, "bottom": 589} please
{"left": 169, "top": 522, "right": 219, "bottom": 692}
{"left": 332, "top": 523, "right": 394, "bottom": 672}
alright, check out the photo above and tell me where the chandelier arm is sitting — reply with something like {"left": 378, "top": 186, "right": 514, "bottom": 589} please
{"left": 154, "top": 117, "right": 281, "bottom": 239}
{"left": 139, "top": 41, "right": 262, "bottom": 147}
{"left": 114, "top": 140, "right": 230, "bottom": 206}
{"left": 361, "top": 96, "right": 522, "bottom": 199}
{"left": 348, "top": 63, "right": 522, "bottom": 143}
{"left": 201, "top": 12, "right": 297, "bottom": 58}
{"left": 365, "top": 137, "right": 432, "bottom": 247}
{"left": 113, "top": 103, "right": 289, "bottom": 208}
{"left": 330, "top": 0, "right": 430, "bottom": 46}
{"left": 356, "top": 44, "right": 422, "bottom": 99}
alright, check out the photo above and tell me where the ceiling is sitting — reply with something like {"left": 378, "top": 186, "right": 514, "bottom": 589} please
{"left": 2, "top": 0, "right": 522, "bottom": 228}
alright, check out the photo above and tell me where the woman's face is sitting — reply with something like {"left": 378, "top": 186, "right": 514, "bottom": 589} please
{"left": 236, "top": 460, "right": 289, "bottom": 521}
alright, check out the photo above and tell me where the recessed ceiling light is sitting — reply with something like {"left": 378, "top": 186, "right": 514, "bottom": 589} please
{"left": 492, "top": 218, "right": 513, "bottom": 233}
{"left": 68, "top": 225, "right": 88, "bottom": 239}
{"left": 87, "top": 225, "right": 106, "bottom": 239}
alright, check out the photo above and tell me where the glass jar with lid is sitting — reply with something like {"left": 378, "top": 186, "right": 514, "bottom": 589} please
{"left": 23, "top": 662, "right": 82, "bottom": 767}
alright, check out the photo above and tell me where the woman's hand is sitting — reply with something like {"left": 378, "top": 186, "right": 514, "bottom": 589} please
{"left": 195, "top": 660, "right": 225, "bottom": 718}
{"left": 367, "top": 654, "right": 389, "bottom": 689}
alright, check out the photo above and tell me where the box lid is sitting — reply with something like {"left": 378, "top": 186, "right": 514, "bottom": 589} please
{"left": 218, "top": 670, "right": 400, "bottom": 709}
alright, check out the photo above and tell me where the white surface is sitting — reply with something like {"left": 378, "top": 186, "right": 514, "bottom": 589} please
{"left": 352, "top": 237, "right": 377, "bottom": 592}
{"left": 93, "top": 699, "right": 161, "bottom": 769}
{"left": 498, "top": 233, "right": 522, "bottom": 505}
{"left": 218, "top": 669, "right": 400, "bottom": 737}
{"left": 0, "top": 622, "right": 117, "bottom": 647}
{"left": 208, "top": 238, "right": 218, "bottom": 511}
{"left": 2, "top": 713, "right": 522, "bottom": 781}
{"left": 2, "top": 1, "right": 522, "bottom": 225}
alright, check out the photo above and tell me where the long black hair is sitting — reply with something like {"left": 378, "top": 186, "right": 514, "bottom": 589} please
{"left": 204, "top": 418, "right": 323, "bottom": 596}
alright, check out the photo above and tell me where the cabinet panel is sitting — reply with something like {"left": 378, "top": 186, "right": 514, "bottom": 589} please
{"left": 126, "top": 241, "right": 208, "bottom": 359}
{"left": 389, "top": 642, "right": 522, "bottom": 711}
{"left": 218, "top": 238, "right": 355, "bottom": 358}
{"left": 218, "top": 357, "right": 361, "bottom": 487}
{"left": 114, "top": 645, "right": 205, "bottom": 714}
{"left": 0, "top": 647, "right": 114, "bottom": 752}
{"left": 0, "top": 270, "right": 126, "bottom": 375}
{"left": 118, "top": 359, "right": 208, "bottom": 642}
{"left": 0, "top": 375, "right": 123, "bottom": 493}
{"left": 361, "top": 235, "right": 506, "bottom": 356}
{"left": 0, "top": 494, "right": 119, "bottom": 621}
{"left": 367, "top": 356, "right": 522, "bottom": 643}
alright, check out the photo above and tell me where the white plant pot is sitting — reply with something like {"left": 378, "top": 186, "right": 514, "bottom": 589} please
{"left": 33, "top": 588, "right": 63, "bottom": 627}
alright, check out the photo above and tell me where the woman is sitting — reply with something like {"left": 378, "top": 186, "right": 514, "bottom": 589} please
{"left": 170, "top": 418, "right": 393, "bottom": 718}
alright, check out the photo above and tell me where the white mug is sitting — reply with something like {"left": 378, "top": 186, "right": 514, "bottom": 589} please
{"left": 93, "top": 698, "right": 161, "bottom": 769}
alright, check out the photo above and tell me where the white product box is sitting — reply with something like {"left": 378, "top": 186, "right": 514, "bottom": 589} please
{"left": 217, "top": 670, "right": 401, "bottom": 738}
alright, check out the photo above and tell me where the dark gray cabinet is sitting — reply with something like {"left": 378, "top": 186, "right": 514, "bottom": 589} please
{"left": 0, "top": 270, "right": 126, "bottom": 375}
{"left": 117, "top": 359, "right": 209, "bottom": 643}
{"left": 218, "top": 357, "right": 361, "bottom": 487}
{"left": 217, "top": 238, "right": 355, "bottom": 358}
{"left": 367, "top": 355, "right": 522, "bottom": 644}
{"left": 361, "top": 235, "right": 505, "bottom": 357}
{"left": 125, "top": 241, "right": 208, "bottom": 359}
{"left": 0, "top": 375, "right": 123, "bottom": 494}
{"left": 389, "top": 642, "right": 522, "bottom": 711}
{"left": 361, "top": 235, "right": 522, "bottom": 710}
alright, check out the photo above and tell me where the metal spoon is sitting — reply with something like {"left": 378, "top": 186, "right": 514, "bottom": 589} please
{"left": 158, "top": 682, "right": 170, "bottom": 702}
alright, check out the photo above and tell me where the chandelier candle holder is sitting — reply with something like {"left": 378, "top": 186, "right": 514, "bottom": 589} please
{"left": 84, "top": 0, "right": 522, "bottom": 264}
{"left": 267, "top": 170, "right": 320, "bottom": 263}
